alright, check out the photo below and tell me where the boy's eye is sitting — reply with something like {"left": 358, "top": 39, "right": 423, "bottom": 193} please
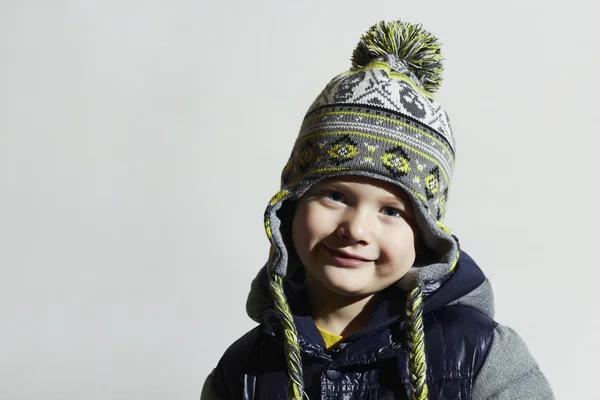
{"left": 382, "top": 207, "right": 401, "bottom": 217}
{"left": 326, "top": 191, "right": 344, "bottom": 202}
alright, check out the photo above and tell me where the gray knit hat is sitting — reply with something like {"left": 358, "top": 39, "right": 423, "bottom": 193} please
{"left": 255, "top": 20, "right": 459, "bottom": 400}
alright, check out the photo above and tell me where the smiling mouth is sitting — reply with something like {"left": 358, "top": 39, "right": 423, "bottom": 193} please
{"left": 321, "top": 245, "right": 374, "bottom": 264}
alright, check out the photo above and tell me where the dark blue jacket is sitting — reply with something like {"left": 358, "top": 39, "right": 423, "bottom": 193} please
{"left": 207, "top": 252, "right": 500, "bottom": 399}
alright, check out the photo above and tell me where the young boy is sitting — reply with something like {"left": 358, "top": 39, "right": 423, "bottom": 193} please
{"left": 201, "top": 20, "right": 554, "bottom": 399}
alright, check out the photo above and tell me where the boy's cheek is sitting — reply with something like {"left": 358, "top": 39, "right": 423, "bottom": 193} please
{"left": 294, "top": 202, "right": 331, "bottom": 234}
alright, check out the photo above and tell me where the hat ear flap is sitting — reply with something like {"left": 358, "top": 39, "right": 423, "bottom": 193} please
{"left": 277, "top": 200, "right": 301, "bottom": 270}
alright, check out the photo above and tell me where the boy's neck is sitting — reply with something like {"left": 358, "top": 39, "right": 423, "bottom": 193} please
{"left": 306, "top": 278, "right": 379, "bottom": 337}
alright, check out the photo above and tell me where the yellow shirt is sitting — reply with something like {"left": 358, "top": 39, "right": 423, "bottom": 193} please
{"left": 316, "top": 325, "right": 344, "bottom": 349}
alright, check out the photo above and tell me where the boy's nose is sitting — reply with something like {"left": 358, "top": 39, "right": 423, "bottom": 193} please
{"left": 336, "top": 209, "right": 372, "bottom": 244}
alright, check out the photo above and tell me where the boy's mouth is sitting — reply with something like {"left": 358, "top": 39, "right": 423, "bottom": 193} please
{"left": 321, "top": 245, "right": 374, "bottom": 265}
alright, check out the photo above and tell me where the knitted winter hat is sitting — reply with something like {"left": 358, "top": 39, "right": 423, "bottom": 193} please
{"left": 259, "top": 20, "right": 459, "bottom": 400}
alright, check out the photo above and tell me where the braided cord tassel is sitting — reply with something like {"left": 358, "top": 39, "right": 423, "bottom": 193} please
{"left": 269, "top": 274, "right": 305, "bottom": 400}
{"left": 406, "top": 286, "right": 429, "bottom": 400}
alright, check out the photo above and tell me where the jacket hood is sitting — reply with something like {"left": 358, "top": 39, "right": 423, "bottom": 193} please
{"left": 246, "top": 250, "right": 495, "bottom": 325}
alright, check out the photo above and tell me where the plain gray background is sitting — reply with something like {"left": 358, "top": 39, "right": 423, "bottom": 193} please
{"left": 1, "top": 1, "right": 598, "bottom": 399}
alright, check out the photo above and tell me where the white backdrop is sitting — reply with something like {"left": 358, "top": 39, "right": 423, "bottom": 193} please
{"left": 1, "top": 1, "right": 598, "bottom": 399}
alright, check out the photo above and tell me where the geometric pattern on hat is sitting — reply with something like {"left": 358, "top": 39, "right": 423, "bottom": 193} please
{"left": 282, "top": 132, "right": 448, "bottom": 222}
{"left": 281, "top": 107, "right": 454, "bottom": 222}
{"left": 308, "top": 60, "right": 455, "bottom": 151}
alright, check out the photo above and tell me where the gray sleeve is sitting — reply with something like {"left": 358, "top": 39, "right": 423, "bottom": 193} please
{"left": 472, "top": 324, "right": 554, "bottom": 400}
{"left": 200, "top": 369, "right": 224, "bottom": 400}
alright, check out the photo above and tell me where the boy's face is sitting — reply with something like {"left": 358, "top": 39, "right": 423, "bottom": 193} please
{"left": 292, "top": 176, "right": 417, "bottom": 298}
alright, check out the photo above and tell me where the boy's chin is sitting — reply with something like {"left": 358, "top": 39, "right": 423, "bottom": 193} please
{"left": 320, "top": 278, "right": 381, "bottom": 298}
{"left": 305, "top": 266, "right": 390, "bottom": 298}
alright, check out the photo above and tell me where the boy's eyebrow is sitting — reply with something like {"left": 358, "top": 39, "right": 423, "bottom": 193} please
{"left": 378, "top": 194, "right": 407, "bottom": 205}
{"left": 314, "top": 181, "right": 345, "bottom": 191}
